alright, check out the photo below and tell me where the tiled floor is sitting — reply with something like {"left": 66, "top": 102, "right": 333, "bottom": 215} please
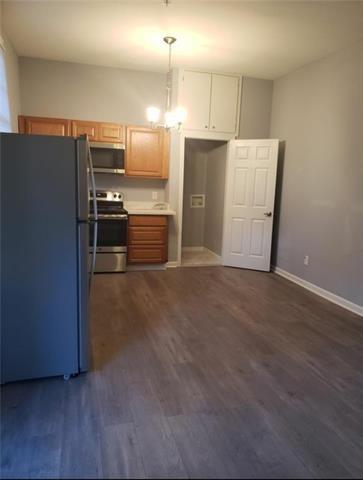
{"left": 181, "top": 248, "right": 222, "bottom": 267}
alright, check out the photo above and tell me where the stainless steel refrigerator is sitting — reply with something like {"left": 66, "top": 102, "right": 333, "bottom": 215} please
{"left": 0, "top": 133, "right": 97, "bottom": 383}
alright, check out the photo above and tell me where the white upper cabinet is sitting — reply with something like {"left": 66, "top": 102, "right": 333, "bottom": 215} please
{"left": 181, "top": 71, "right": 211, "bottom": 131}
{"left": 180, "top": 70, "right": 240, "bottom": 135}
{"left": 210, "top": 74, "right": 240, "bottom": 133}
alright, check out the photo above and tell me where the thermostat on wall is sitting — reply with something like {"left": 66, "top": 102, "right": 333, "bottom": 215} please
{"left": 190, "top": 194, "right": 205, "bottom": 208}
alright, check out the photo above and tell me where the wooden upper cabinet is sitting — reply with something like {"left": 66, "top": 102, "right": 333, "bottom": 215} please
{"left": 98, "top": 123, "right": 125, "bottom": 143}
{"left": 71, "top": 120, "right": 99, "bottom": 141}
{"left": 18, "top": 116, "right": 71, "bottom": 136}
{"left": 125, "top": 126, "right": 169, "bottom": 179}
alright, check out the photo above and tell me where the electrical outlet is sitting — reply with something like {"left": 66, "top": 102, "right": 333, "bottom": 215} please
{"left": 152, "top": 191, "right": 158, "bottom": 200}
{"left": 304, "top": 255, "right": 309, "bottom": 266}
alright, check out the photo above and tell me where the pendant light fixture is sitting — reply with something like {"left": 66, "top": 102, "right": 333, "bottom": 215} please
{"left": 146, "top": 36, "right": 187, "bottom": 130}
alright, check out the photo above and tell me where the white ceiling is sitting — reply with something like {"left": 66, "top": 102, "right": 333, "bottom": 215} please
{"left": 3, "top": 1, "right": 363, "bottom": 79}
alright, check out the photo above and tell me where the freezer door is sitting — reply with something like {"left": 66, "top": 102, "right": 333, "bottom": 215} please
{"left": 78, "top": 222, "right": 90, "bottom": 372}
{"left": 0, "top": 133, "right": 79, "bottom": 383}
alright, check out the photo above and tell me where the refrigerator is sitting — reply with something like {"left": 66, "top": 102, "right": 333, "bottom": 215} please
{"left": 0, "top": 133, "right": 97, "bottom": 384}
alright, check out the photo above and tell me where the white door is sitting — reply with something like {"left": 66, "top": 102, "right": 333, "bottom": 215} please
{"left": 222, "top": 139, "right": 279, "bottom": 271}
{"left": 181, "top": 71, "right": 211, "bottom": 131}
{"left": 210, "top": 74, "right": 240, "bottom": 133}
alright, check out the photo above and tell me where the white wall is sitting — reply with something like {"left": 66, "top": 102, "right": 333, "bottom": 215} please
{"left": 239, "top": 77, "right": 273, "bottom": 139}
{"left": 270, "top": 39, "right": 363, "bottom": 306}
{"left": 94, "top": 174, "right": 166, "bottom": 202}
{"left": 19, "top": 57, "right": 165, "bottom": 126}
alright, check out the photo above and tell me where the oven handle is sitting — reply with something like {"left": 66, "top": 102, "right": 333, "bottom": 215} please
{"left": 96, "top": 214, "right": 128, "bottom": 220}
{"left": 87, "top": 137, "right": 98, "bottom": 293}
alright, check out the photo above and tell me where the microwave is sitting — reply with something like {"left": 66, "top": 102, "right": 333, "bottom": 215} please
{"left": 90, "top": 142, "right": 125, "bottom": 174}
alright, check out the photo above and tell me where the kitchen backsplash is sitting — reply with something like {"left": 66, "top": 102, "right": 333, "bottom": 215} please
{"left": 94, "top": 174, "right": 167, "bottom": 202}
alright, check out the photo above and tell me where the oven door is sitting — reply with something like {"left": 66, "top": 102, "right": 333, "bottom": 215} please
{"left": 90, "top": 144, "right": 125, "bottom": 174}
{"left": 89, "top": 216, "right": 127, "bottom": 273}
{"left": 90, "top": 216, "right": 127, "bottom": 253}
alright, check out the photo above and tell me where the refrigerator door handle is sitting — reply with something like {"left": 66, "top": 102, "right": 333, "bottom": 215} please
{"left": 87, "top": 138, "right": 98, "bottom": 293}
{"left": 90, "top": 220, "right": 98, "bottom": 292}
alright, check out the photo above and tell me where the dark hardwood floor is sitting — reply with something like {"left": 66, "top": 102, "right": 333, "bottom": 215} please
{"left": 1, "top": 266, "right": 363, "bottom": 479}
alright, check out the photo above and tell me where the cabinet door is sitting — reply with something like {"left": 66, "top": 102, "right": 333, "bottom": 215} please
{"left": 71, "top": 120, "right": 99, "bottom": 141}
{"left": 125, "top": 126, "right": 168, "bottom": 178}
{"left": 128, "top": 245, "right": 167, "bottom": 264}
{"left": 128, "top": 226, "right": 167, "bottom": 245}
{"left": 181, "top": 71, "right": 211, "bottom": 131}
{"left": 99, "top": 123, "right": 125, "bottom": 143}
{"left": 18, "top": 116, "right": 71, "bottom": 136}
{"left": 210, "top": 74, "right": 240, "bottom": 133}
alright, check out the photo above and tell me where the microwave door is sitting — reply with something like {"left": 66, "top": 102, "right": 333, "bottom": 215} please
{"left": 90, "top": 144, "right": 125, "bottom": 174}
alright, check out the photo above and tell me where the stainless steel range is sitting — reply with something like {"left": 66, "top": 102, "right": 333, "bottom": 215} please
{"left": 90, "top": 190, "right": 128, "bottom": 273}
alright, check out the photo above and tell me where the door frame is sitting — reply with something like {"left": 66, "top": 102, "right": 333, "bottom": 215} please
{"left": 175, "top": 130, "right": 236, "bottom": 266}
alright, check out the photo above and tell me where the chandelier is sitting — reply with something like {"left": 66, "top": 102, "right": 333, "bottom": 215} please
{"left": 146, "top": 36, "right": 187, "bottom": 130}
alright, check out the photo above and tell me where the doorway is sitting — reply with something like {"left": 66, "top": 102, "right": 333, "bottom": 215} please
{"left": 181, "top": 139, "right": 228, "bottom": 267}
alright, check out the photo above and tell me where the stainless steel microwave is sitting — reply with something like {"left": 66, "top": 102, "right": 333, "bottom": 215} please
{"left": 90, "top": 142, "right": 125, "bottom": 174}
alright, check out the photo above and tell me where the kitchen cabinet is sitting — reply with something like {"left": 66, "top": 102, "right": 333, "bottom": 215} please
{"left": 19, "top": 116, "right": 125, "bottom": 143}
{"left": 19, "top": 116, "right": 169, "bottom": 179}
{"left": 18, "top": 115, "right": 71, "bottom": 136}
{"left": 98, "top": 123, "right": 124, "bottom": 143}
{"left": 181, "top": 71, "right": 211, "bottom": 131}
{"left": 210, "top": 74, "right": 240, "bottom": 133}
{"left": 180, "top": 70, "right": 240, "bottom": 134}
{"left": 71, "top": 120, "right": 99, "bottom": 141}
{"left": 127, "top": 215, "right": 168, "bottom": 264}
{"left": 125, "top": 126, "right": 169, "bottom": 179}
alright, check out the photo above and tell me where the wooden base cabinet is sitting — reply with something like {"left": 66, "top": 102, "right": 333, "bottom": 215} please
{"left": 127, "top": 215, "right": 168, "bottom": 264}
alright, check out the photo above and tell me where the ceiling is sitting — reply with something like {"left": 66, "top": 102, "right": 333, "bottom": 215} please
{"left": 3, "top": 1, "right": 363, "bottom": 79}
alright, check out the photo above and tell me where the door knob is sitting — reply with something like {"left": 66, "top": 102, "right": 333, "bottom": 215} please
{"left": 264, "top": 211, "right": 272, "bottom": 217}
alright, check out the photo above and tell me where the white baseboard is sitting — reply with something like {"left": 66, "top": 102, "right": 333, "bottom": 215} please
{"left": 127, "top": 264, "right": 167, "bottom": 272}
{"left": 182, "top": 246, "right": 204, "bottom": 252}
{"left": 272, "top": 266, "right": 363, "bottom": 317}
{"left": 166, "top": 261, "right": 180, "bottom": 268}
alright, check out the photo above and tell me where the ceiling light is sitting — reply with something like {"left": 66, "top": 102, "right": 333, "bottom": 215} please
{"left": 146, "top": 36, "right": 187, "bottom": 131}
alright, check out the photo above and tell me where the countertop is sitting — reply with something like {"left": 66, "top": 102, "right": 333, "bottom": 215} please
{"left": 124, "top": 201, "right": 176, "bottom": 216}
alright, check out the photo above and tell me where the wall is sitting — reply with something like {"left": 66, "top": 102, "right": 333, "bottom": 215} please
{"left": 19, "top": 57, "right": 165, "bottom": 126}
{"left": 239, "top": 77, "right": 273, "bottom": 139}
{"left": 94, "top": 174, "right": 166, "bottom": 202}
{"left": 18, "top": 57, "right": 167, "bottom": 202}
{"left": 270, "top": 39, "right": 363, "bottom": 306}
{"left": 182, "top": 139, "right": 207, "bottom": 247}
{"left": 204, "top": 142, "right": 227, "bottom": 255}
{"left": 0, "top": 2, "right": 21, "bottom": 132}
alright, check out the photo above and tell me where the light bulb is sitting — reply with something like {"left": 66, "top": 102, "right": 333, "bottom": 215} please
{"left": 175, "top": 107, "right": 187, "bottom": 124}
{"left": 164, "top": 111, "right": 177, "bottom": 129}
{"left": 146, "top": 106, "right": 160, "bottom": 124}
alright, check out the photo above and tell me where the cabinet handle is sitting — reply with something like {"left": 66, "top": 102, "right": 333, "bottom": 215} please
{"left": 205, "top": 125, "right": 208, "bottom": 128}
{"left": 212, "top": 126, "right": 215, "bottom": 129}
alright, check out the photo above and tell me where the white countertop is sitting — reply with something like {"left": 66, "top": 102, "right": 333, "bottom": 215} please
{"left": 124, "top": 201, "right": 176, "bottom": 216}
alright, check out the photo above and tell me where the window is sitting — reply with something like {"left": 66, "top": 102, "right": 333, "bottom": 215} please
{"left": 0, "top": 40, "right": 11, "bottom": 132}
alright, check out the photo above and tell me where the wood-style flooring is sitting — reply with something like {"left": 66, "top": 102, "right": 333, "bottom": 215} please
{"left": 1, "top": 266, "right": 363, "bottom": 479}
